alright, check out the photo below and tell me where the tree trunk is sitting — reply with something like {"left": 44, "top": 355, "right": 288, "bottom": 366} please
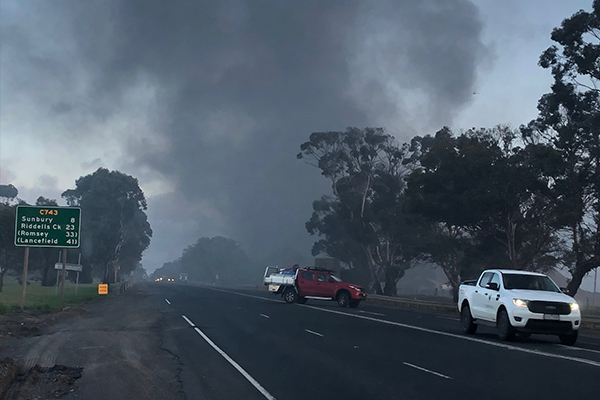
{"left": 567, "top": 257, "right": 598, "bottom": 296}
{"left": 383, "top": 268, "right": 398, "bottom": 296}
{"left": 0, "top": 269, "right": 4, "bottom": 292}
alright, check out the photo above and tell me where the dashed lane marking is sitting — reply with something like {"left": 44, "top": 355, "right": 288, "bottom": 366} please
{"left": 305, "top": 329, "right": 324, "bottom": 337}
{"left": 260, "top": 314, "right": 270, "bottom": 319}
{"left": 165, "top": 299, "right": 171, "bottom": 305}
{"left": 196, "top": 286, "right": 600, "bottom": 368}
{"left": 403, "top": 362, "right": 453, "bottom": 380}
{"left": 358, "top": 310, "right": 386, "bottom": 316}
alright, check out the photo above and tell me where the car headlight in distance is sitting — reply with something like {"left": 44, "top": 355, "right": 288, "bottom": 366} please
{"left": 570, "top": 302, "right": 579, "bottom": 311}
{"left": 513, "top": 299, "right": 528, "bottom": 307}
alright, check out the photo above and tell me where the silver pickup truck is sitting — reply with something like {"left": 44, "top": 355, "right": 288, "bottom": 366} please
{"left": 458, "top": 269, "right": 581, "bottom": 345}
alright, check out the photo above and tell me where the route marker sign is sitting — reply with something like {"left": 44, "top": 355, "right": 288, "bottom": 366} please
{"left": 14, "top": 206, "right": 81, "bottom": 248}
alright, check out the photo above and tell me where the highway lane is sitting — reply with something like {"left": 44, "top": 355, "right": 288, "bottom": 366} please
{"left": 150, "top": 282, "right": 600, "bottom": 400}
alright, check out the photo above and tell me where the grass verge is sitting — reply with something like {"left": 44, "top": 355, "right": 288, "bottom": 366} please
{"left": 0, "top": 277, "right": 120, "bottom": 314}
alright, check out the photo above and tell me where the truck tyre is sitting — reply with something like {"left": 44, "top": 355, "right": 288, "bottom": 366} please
{"left": 337, "top": 292, "right": 350, "bottom": 307}
{"left": 297, "top": 296, "right": 308, "bottom": 304}
{"left": 497, "top": 309, "right": 516, "bottom": 341}
{"left": 559, "top": 330, "right": 578, "bottom": 346}
{"left": 283, "top": 287, "right": 297, "bottom": 304}
{"left": 460, "top": 305, "right": 477, "bottom": 334}
{"left": 349, "top": 300, "right": 360, "bottom": 308}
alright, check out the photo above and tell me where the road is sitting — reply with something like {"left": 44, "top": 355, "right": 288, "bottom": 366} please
{"left": 152, "top": 282, "right": 600, "bottom": 400}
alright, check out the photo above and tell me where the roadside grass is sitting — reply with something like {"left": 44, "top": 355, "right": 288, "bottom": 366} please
{"left": 0, "top": 276, "right": 119, "bottom": 315}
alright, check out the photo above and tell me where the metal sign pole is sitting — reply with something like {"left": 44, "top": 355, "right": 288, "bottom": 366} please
{"left": 20, "top": 247, "right": 30, "bottom": 311}
{"left": 76, "top": 253, "right": 81, "bottom": 295}
{"left": 60, "top": 248, "right": 67, "bottom": 310}
{"left": 594, "top": 268, "right": 598, "bottom": 307}
{"left": 55, "top": 251, "right": 61, "bottom": 295}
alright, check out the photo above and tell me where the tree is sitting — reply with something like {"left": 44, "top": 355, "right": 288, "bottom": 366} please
{"left": 522, "top": 1, "right": 600, "bottom": 295}
{"left": 172, "top": 236, "right": 253, "bottom": 285}
{"left": 0, "top": 202, "right": 25, "bottom": 292}
{"left": 29, "top": 196, "right": 61, "bottom": 286}
{"left": 62, "top": 168, "right": 152, "bottom": 283}
{"left": 298, "top": 127, "right": 419, "bottom": 295}
{"left": 406, "top": 127, "right": 562, "bottom": 300}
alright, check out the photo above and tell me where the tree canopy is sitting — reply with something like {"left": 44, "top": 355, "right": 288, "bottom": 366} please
{"left": 62, "top": 168, "right": 152, "bottom": 283}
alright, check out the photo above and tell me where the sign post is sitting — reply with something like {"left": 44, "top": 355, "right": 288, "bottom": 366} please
{"left": 20, "top": 247, "right": 30, "bottom": 311}
{"left": 14, "top": 206, "right": 81, "bottom": 310}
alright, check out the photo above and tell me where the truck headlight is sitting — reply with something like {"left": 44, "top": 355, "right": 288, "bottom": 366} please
{"left": 570, "top": 302, "right": 579, "bottom": 311}
{"left": 513, "top": 299, "right": 528, "bottom": 307}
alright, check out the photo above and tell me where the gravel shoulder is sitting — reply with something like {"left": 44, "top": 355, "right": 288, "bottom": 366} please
{"left": 0, "top": 283, "right": 184, "bottom": 400}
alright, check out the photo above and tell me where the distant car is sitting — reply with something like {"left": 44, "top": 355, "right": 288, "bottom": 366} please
{"left": 155, "top": 276, "right": 174, "bottom": 282}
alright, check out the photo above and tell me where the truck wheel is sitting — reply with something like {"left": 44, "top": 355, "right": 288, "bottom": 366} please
{"left": 283, "top": 288, "right": 297, "bottom": 304}
{"left": 460, "top": 305, "right": 477, "bottom": 334}
{"left": 559, "top": 330, "right": 578, "bottom": 346}
{"left": 349, "top": 300, "right": 360, "bottom": 308}
{"left": 297, "top": 296, "right": 308, "bottom": 304}
{"left": 337, "top": 292, "right": 350, "bottom": 307}
{"left": 497, "top": 309, "right": 515, "bottom": 341}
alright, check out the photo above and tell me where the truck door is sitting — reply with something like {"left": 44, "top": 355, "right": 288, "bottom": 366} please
{"left": 297, "top": 271, "right": 316, "bottom": 296}
{"left": 480, "top": 273, "right": 502, "bottom": 321}
{"left": 315, "top": 273, "right": 336, "bottom": 298}
{"left": 472, "top": 272, "right": 494, "bottom": 319}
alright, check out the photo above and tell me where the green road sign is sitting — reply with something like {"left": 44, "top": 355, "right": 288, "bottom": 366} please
{"left": 14, "top": 206, "right": 81, "bottom": 248}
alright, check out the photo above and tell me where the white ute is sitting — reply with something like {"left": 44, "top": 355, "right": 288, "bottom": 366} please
{"left": 458, "top": 269, "right": 581, "bottom": 345}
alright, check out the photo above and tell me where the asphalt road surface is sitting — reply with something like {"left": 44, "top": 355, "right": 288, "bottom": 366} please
{"left": 152, "top": 282, "right": 600, "bottom": 400}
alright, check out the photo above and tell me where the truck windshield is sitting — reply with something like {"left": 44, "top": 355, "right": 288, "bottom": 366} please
{"left": 502, "top": 274, "right": 561, "bottom": 292}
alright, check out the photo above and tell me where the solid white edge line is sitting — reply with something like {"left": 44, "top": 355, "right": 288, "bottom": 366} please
{"left": 181, "top": 315, "right": 276, "bottom": 400}
{"left": 196, "top": 286, "right": 600, "bottom": 368}
{"left": 165, "top": 299, "right": 171, "bottom": 305}
{"left": 305, "top": 329, "right": 324, "bottom": 337}
{"left": 260, "top": 314, "right": 270, "bottom": 319}
{"left": 403, "top": 362, "right": 453, "bottom": 380}
{"left": 558, "top": 344, "right": 600, "bottom": 355}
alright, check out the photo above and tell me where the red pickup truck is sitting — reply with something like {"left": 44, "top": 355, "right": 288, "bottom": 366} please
{"left": 263, "top": 266, "right": 367, "bottom": 308}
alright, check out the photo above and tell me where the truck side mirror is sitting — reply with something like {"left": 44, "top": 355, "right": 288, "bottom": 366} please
{"left": 486, "top": 282, "right": 499, "bottom": 291}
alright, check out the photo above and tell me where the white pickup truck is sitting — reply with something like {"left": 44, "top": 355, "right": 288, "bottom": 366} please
{"left": 458, "top": 269, "right": 581, "bottom": 345}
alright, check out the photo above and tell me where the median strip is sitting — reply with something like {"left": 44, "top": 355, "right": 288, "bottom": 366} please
{"left": 181, "top": 315, "right": 276, "bottom": 400}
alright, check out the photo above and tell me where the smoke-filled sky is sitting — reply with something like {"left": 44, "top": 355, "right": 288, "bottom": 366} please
{"left": 1, "top": 0, "right": 597, "bottom": 288}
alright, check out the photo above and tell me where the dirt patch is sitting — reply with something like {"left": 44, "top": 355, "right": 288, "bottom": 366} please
{"left": 0, "top": 357, "right": 82, "bottom": 400}
{"left": 0, "top": 308, "right": 87, "bottom": 339}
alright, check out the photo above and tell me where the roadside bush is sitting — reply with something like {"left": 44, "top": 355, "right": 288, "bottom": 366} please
{"left": 0, "top": 303, "right": 7, "bottom": 315}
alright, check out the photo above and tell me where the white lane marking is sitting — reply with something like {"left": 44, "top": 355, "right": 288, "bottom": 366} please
{"left": 558, "top": 345, "right": 600, "bottom": 355}
{"left": 260, "top": 314, "right": 270, "bottom": 319}
{"left": 193, "top": 286, "right": 600, "bottom": 368}
{"left": 403, "top": 362, "right": 453, "bottom": 380}
{"left": 182, "top": 315, "right": 195, "bottom": 326}
{"left": 305, "top": 329, "right": 324, "bottom": 337}
{"left": 165, "top": 299, "right": 171, "bottom": 305}
{"left": 182, "top": 315, "right": 276, "bottom": 400}
{"left": 358, "top": 310, "right": 386, "bottom": 316}
{"left": 436, "top": 316, "right": 459, "bottom": 321}
{"left": 301, "top": 304, "right": 600, "bottom": 368}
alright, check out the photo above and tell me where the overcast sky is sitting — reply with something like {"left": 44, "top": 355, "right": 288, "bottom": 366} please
{"left": 1, "top": 0, "right": 598, "bottom": 290}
